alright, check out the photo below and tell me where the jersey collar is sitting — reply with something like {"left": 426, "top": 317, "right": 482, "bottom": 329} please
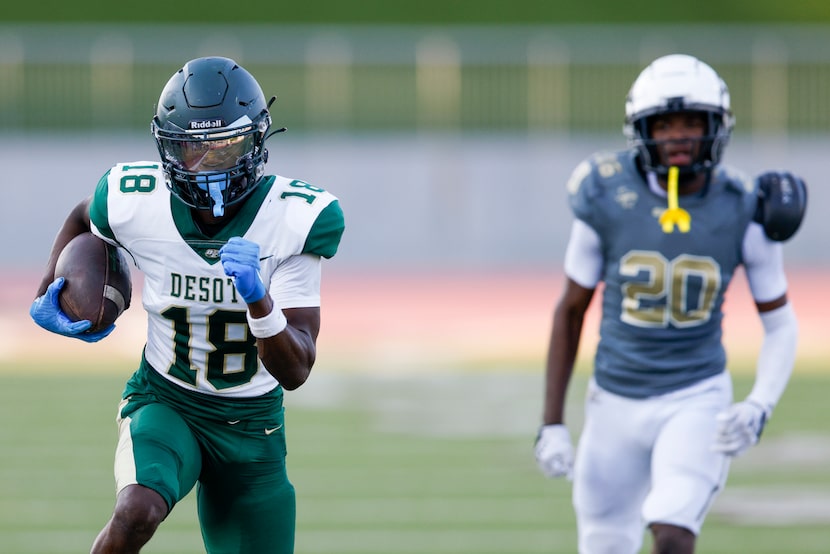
{"left": 170, "top": 176, "right": 275, "bottom": 264}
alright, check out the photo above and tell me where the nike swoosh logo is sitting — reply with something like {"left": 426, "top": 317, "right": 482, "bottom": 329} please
{"left": 228, "top": 420, "right": 241, "bottom": 425}
{"left": 265, "top": 424, "right": 283, "bottom": 435}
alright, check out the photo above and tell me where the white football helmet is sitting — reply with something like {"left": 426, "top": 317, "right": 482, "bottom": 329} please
{"left": 623, "top": 54, "right": 734, "bottom": 176}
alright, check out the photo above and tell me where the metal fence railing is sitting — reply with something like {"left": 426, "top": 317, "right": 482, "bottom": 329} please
{"left": 2, "top": 23, "right": 829, "bottom": 134}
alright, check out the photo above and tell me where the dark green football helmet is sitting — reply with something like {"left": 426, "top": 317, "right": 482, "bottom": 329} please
{"left": 152, "top": 57, "right": 273, "bottom": 217}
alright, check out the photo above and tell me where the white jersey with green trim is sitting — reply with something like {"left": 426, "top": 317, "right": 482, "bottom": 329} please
{"left": 89, "top": 161, "right": 344, "bottom": 398}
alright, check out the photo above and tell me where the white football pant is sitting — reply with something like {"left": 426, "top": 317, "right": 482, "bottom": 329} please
{"left": 573, "top": 372, "right": 733, "bottom": 554}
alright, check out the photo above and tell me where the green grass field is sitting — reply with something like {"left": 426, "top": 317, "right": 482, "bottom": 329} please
{"left": 1, "top": 363, "right": 828, "bottom": 553}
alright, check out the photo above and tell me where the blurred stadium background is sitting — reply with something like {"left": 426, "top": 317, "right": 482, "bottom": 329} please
{"left": 1, "top": 3, "right": 829, "bottom": 552}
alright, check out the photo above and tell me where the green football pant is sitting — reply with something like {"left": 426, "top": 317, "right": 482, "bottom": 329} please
{"left": 115, "top": 368, "right": 296, "bottom": 553}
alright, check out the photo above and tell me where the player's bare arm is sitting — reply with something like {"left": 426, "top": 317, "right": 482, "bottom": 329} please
{"left": 543, "top": 278, "right": 594, "bottom": 425}
{"left": 535, "top": 278, "right": 595, "bottom": 480}
{"left": 252, "top": 300, "right": 320, "bottom": 390}
{"left": 34, "top": 197, "right": 92, "bottom": 297}
{"left": 756, "top": 293, "right": 788, "bottom": 313}
{"left": 30, "top": 195, "right": 118, "bottom": 343}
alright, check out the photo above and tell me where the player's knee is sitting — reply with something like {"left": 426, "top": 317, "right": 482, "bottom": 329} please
{"left": 650, "top": 522, "right": 695, "bottom": 554}
{"left": 112, "top": 485, "right": 168, "bottom": 537}
{"left": 578, "top": 523, "right": 643, "bottom": 554}
{"left": 579, "top": 533, "right": 640, "bottom": 554}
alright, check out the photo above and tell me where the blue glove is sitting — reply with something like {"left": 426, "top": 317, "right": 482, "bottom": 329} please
{"left": 219, "top": 237, "right": 267, "bottom": 303}
{"left": 29, "top": 277, "right": 115, "bottom": 343}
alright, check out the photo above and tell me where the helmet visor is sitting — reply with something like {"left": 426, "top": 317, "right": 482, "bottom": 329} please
{"left": 159, "top": 133, "right": 255, "bottom": 173}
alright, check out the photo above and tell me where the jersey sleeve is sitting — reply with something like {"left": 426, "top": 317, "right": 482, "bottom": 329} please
{"left": 89, "top": 169, "right": 117, "bottom": 242}
{"left": 565, "top": 157, "right": 601, "bottom": 228}
{"left": 302, "top": 199, "right": 345, "bottom": 259}
{"left": 270, "top": 253, "right": 322, "bottom": 308}
{"left": 564, "top": 219, "right": 603, "bottom": 288}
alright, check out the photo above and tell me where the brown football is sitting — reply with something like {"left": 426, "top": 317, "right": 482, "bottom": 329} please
{"left": 54, "top": 232, "right": 132, "bottom": 333}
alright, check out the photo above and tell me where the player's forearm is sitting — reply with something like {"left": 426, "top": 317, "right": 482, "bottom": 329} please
{"left": 257, "top": 327, "right": 316, "bottom": 390}
{"left": 542, "top": 308, "right": 585, "bottom": 425}
{"left": 748, "top": 302, "right": 798, "bottom": 413}
{"left": 36, "top": 198, "right": 92, "bottom": 297}
{"left": 247, "top": 299, "right": 318, "bottom": 390}
{"left": 542, "top": 358, "right": 578, "bottom": 425}
{"left": 543, "top": 369, "right": 571, "bottom": 425}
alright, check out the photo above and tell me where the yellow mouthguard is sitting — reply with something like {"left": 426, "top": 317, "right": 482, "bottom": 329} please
{"left": 659, "top": 166, "right": 691, "bottom": 233}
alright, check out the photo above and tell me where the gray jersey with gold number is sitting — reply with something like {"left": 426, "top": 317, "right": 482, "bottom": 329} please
{"left": 567, "top": 150, "right": 757, "bottom": 398}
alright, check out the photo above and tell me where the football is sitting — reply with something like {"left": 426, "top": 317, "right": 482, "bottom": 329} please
{"left": 54, "top": 232, "right": 132, "bottom": 333}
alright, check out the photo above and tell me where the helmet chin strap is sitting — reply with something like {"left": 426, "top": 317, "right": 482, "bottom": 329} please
{"left": 195, "top": 175, "right": 227, "bottom": 217}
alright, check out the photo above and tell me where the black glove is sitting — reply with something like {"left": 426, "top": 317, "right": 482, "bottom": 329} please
{"left": 753, "top": 171, "right": 808, "bottom": 241}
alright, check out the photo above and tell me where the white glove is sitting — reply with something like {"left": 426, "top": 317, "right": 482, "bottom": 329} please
{"left": 534, "top": 424, "right": 574, "bottom": 480}
{"left": 713, "top": 400, "right": 769, "bottom": 457}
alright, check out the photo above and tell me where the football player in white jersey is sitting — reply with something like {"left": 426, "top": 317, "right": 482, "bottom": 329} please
{"left": 534, "top": 54, "right": 805, "bottom": 553}
{"left": 31, "top": 57, "right": 344, "bottom": 554}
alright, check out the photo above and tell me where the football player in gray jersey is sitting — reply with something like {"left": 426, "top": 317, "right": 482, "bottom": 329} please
{"left": 535, "top": 54, "right": 805, "bottom": 554}
{"left": 31, "top": 57, "right": 344, "bottom": 554}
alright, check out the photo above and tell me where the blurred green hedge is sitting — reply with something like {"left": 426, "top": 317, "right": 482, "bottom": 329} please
{"left": 4, "top": 0, "right": 829, "bottom": 24}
